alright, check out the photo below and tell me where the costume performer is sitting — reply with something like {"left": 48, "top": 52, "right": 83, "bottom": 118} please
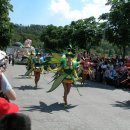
{"left": 32, "top": 53, "right": 44, "bottom": 88}
{"left": 24, "top": 52, "right": 35, "bottom": 78}
{"left": 80, "top": 58, "right": 91, "bottom": 85}
{"left": 47, "top": 51, "right": 80, "bottom": 107}
{"left": 23, "top": 39, "right": 36, "bottom": 77}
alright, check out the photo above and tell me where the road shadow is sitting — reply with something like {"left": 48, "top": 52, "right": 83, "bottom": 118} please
{"left": 18, "top": 74, "right": 26, "bottom": 76}
{"left": 73, "top": 82, "right": 90, "bottom": 87}
{"left": 18, "top": 74, "right": 34, "bottom": 76}
{"left": 22, "top": 101, "right": 77, "bottom": 113}
{"left": 13, "top": 85, "right": 43, "bottom": 90}
{"left": 112, "top": 100, "right": 130, "bottom": 109}
{"left": 14, "top": 76, "right": 28, "bottom": 79}
{"left": 121, "top": 88, "right": 130, "bottom": 93}
{"left": 73, "top": 80, "right": 116, "bottom": 91}
{"left": 14, "top": 76, "right": 34, "bottom": 79}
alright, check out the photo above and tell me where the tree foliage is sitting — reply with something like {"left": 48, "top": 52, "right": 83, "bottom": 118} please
{"left": 40, "top": 17, "right": 102, "bottom": 52}
{"left": 0, "top": 0, "right": 12, "bottom": 49}
{"left": 99, "top": 0, "right": 130, "bottom": 57}
{"left": 11, "top": 24, "right": 45, "bottom": 48}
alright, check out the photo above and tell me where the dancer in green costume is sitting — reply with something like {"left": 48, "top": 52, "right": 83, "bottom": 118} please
{"left": 24, "top": 52, "right": 35, "bottom": 78}
{"left": 47, "top": 51, "right": 80, "bottom": 107}
{"left": 62, "top": 52, "right": 79, "bottom": 106}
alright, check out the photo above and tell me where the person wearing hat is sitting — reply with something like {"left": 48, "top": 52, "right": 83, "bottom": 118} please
{"left": 47, "top": 50, "right": 81, "bottom": 107}
{"left": 0, "top": 50, "right": 8, "bottom": 71}
{"left": 32, "top": 52, "right": 44, "bottom": 88}
{"left": 0, "top": 97, "right": 19, "bottom": 117}
{"left": 48, "top": 51, "right": 79, "bottom": 106}
{"left": 0, "top": 51, "right": 16, "bottom": 101}
{"left": 0, "top": 98, "right": 32, "bottom": 130}
{"left": 62, "top": 51, "right": 80, "bottom": 107}
{"left": 0, "top": 98, "right": 31, "bottom": 130}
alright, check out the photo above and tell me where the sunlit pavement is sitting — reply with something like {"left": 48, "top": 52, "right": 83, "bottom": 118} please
{"left": 5, "top": 64, "right": 130, "bottom": 130}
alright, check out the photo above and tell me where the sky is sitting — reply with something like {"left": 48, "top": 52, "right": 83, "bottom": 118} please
{"left": 9, "top": 0, "right": 111, "bottom": 26}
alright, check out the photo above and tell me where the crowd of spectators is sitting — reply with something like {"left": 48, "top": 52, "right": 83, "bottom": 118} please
{"left": 78, "top": 51, "right": 130, "bottom": 87}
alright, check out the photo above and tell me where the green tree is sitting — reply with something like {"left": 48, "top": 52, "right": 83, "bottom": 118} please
{"left": 0, "top": 0, "right": 13, "bottom": 49}
{"left": 70, "top": 17, "right": 102, "bottom": 51}
{"left": 100, "top": 0, "right": 130, "bottom": 57}
{"left": 40, "top": 25, "right": 64, "bottom": 50}
{"left": 11, "top": 24, "right": 45, "bottom": 48}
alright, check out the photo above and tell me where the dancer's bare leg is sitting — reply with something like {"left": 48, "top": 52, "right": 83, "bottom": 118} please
{"left": 34, "top": 71, "right": 40, "bottom": 88}
{"left": 63, "top": 83, "right": 72, "bottom": 106}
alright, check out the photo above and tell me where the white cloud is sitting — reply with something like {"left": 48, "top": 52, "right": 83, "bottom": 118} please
{"left": 82, "top": 0, "right": 110, "bottom": 19}
{"left": 50, "top": 0, "right": 70, "bottom": 14}
{"left": 49, "top": 0, "right": 110, "bottom": 21}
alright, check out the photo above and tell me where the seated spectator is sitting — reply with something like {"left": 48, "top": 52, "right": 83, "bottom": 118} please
{"left": 0, "top": 113, "right": 31, "bottom": 130}
{"left": 109, "top": 66, "right": 117, "bottom": 80}
{"left": 103, "top": 66, "right": 111, "bottom": 84}
{"left": 120, "top": 67, "right": 130, "bottom": 86}
{"left": 118, "top": 63, "right": 127, "bottom": 74}
{"left": 96, "top": 65, "right": 103, "bottom": 82}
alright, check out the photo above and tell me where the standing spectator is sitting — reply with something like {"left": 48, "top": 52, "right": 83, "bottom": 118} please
{"left": 11, "top": 55, "right": 15, "bottom": 66}
{"left": 8, "top": 54, "right": 12, "bottom": 64}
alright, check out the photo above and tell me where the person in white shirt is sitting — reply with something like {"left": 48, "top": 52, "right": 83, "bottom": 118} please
{"left": 0, "top": 50, "right": 16, "bottom": 101}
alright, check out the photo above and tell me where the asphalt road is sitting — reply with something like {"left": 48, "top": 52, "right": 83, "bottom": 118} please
{"left": 5, "top": 64, "right": 130, "bottom": 130}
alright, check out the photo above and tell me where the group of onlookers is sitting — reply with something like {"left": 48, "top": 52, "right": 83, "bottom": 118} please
{"left": 77, "top": 51, "right": 130, "bottom": 87}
